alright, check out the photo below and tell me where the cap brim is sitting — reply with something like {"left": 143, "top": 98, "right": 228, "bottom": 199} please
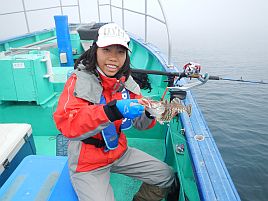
{"left": 96, "top": 38, "right": 131, "bottom": 51}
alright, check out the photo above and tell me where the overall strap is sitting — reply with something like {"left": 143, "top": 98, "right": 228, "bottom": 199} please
{"left": 82, "top": 89, "right": 132, "bottom": 150}
{"left": 100, "top": 95, "right": 119, "bottom": 151}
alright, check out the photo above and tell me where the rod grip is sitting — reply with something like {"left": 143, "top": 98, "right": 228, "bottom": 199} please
{"left": 209, "top": 75, "right": 220, "bottom": 80}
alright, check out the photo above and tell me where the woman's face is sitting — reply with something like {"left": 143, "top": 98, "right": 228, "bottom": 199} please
{"left": 96, "top": 45, "right": 127, "bottom": 77}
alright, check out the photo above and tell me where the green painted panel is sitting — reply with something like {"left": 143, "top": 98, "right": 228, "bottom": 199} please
{"left": 70, "top": 33, "right": 84, "bottom": 56}
{"left": 0, "top": 30, "right": 56, "bottom": 51}
{"left": 1, "top": 53, "right": 56, "bottom": 104}
{"left": 52, "top": 67, "right": 72, "bottom": 92}
{"left": 31, "top": 58, "right": 55, "bottom": 104}
{"left": 130, "top": 46, "right": 150, "bottom": 69}
{"left": 48, "top": 48, "right": 61, "bottom": 67}
{"left": 0, "top": 60, "right": 17, "bottom": 100}
{"left": 34, "top": 136, "right": 56, "bottom": 156}
{"left": 0, "top": 98, "right": 59, "bottom": 136}
{"left": 165, "top": 120, "right": 201, "bottom": 201}
{"left": 125, "top": 121, "right": 166, "bottom": 140}
{"left": 130, "top": 40, "right": 168, "bottom": 99}
{"left": 12, "top": 60, "right": 36, "bottom": 101}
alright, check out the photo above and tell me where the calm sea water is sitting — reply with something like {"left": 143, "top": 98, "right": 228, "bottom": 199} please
{"left": 172, "top": 40, "right": 268, "bottom": 201}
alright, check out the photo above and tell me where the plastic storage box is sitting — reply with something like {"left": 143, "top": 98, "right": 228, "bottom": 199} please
{"left": 0, "top": 53, "right": 55, "bottom": 105}
{"left": 0, "top": 123, "right": 36, "bottom": 187}
{"left": 48, "top": 159, "right": 78, "bottom": 201}
{"left": 0, "top": 155, "right": 70, "bottom": 200}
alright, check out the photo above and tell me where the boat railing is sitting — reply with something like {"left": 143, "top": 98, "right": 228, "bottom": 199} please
{"left": 0, "top": 0, "right": 172, "bottom": 64}
{"left": 0, "top": 1, "right": 81, "bottom": 33}
{"left": 97, "top": 0, "right": 172, "bottom": 65}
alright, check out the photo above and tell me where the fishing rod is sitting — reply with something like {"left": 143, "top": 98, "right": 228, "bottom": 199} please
{"left": 131, "top": 68, "right": 268, "bottom": 84}
{"left": 131, "top": 63, "right": 268, "bottom": 100}
{"left": 131, "top": 68, "right": 184, "bottom": 77}
{"left": 207, "top": 75, "right": 268, "bottom": 84}
{"left": 131, "top": 62, "right": 268, "bottom": 86}
{"left": 131, "top": 64, "right": 209, "bottom": 91}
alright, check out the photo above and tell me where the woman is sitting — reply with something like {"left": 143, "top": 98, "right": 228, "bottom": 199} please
{"left": 54, "top": 23, "right": 175, "bottom": 201}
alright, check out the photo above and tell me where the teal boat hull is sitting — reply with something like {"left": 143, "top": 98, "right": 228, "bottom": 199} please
{"left": 0, "top": 25, "right": 240, "bottom": 201}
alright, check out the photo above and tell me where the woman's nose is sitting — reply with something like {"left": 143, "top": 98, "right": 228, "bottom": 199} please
{"left": 108, "top": 50, "right": 118, "bottom": 60}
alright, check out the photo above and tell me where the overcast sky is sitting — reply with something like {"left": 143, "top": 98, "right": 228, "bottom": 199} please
{"left": 165, "top": 0, "right": 268, "bottom": 43}
{"left": 0, "top": 0, "right": 267, "bottom": 52}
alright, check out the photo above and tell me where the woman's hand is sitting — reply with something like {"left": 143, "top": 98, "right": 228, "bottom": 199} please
{"left": 116, "top": 99, "right": 144, "bottom": 119}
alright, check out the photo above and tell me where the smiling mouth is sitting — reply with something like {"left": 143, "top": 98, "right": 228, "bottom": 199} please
{"left": 106, "top": 64, "right": 117, "bottom": 70}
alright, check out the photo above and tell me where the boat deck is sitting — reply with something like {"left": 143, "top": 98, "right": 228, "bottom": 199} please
{"left": 34, "top": 136, "right": 56, "bottom": 155}
{"left": 112, "top": 138, "right": 165, "bottom": 200}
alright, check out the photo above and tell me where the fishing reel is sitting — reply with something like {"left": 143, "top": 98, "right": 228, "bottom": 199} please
{"left": 168, "top": 62, "right": 209, "bottom": 92}
{"left": 183, "top": 62, "right": 201, "bottom": 77}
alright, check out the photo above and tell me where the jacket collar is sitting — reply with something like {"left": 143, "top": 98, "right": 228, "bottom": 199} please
{"left": 97, "top": 70, "right": 126, "bottom": 92}
{"left": 74, "top": 64, "right": 141, "bottom": 103}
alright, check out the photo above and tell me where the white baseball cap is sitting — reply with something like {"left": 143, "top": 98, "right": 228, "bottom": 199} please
{"left": 96, "top": 23, "right": 130, "bottom": 50}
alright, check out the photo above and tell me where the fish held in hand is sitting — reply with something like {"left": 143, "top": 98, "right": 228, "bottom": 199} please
{"left": 139, "top": 98, "right": 192, "bottom": 124}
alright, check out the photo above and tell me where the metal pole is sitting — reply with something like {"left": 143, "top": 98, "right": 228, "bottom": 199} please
{"left": 158, "top": 0, "right": 172, "bottom": 65}
{"left": 122, "top": 0, "right": 125, "bottom": 29}
{"left": 97, "top": 0, "right": 101, "bottom": 22}
{"left": 5, "top": 36, "right": 56, "bottom": 56}
{"left": 110, "top": 0, "right": 113, "bottom": 22}
{"left": 77, "top": 0, "right": 81, "bottom": 23}
{"left": 145, "top": 0, "right": 147, "bottom": 43}
{"left": 59, "top": 0, "right": 63, "bottom": 15}
{"left": 21, "top": 0, "right": 30, "bottom": 33}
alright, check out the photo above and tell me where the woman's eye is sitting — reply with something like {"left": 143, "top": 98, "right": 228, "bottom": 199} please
{"left": 117, "top": 48, "right": 126, "bottom": 54}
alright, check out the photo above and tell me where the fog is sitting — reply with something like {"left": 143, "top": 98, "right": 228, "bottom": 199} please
{"left": 0, "top": 0, "right": 267, "bottom": 58}
{"left": 166, "top": 0, "right": 268, "bottom": 46}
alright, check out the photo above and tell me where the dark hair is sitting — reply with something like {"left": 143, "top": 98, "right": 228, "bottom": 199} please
{"left": 74, "top": 42, "right": 131, "bottom": 80}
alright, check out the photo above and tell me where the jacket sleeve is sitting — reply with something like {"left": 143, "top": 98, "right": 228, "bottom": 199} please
{"left": 130, "top": 93, "right": 156, "bottom": 130}
{"left": 53, "top": 74, "right": 110, "bottom": 140}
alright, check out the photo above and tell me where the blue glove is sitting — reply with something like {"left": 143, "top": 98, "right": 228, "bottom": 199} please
{"left": 116, "top": 99, "right": 144, "bottom": 119}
